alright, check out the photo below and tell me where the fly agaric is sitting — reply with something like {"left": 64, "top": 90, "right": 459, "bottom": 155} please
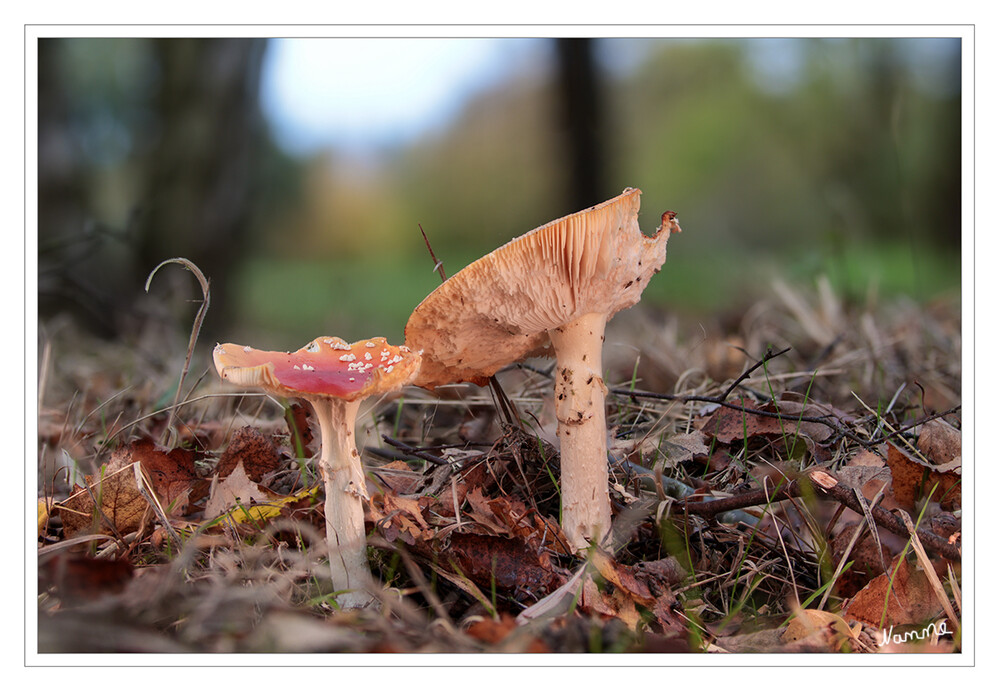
{"left": 405, "top": 188, "right": 681, "bottom": 551}
{"left": 213, "top": 337, "right": 421, "bottom": 608}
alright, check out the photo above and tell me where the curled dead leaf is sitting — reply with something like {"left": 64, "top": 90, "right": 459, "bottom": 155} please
{"left": 917, "top": 419, "right": 961, "bottom": 467}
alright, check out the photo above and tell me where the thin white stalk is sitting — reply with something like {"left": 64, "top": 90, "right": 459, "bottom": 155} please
{"left": 549, "top": 311, "right": 612, "bottom": 551}
{"left": 310, "top": 397, "right": 374, "bottom": 609}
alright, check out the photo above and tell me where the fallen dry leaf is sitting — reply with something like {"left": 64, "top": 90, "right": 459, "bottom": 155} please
{"left": 661, "top": 431, "right": 710, "bottom": 465}
{"left": 588, "top": 550, "right": 685, "bottom": 635}
{"left": 830, "top": 524, "right": 893, "bottom": 597}
{"left": 464, "top": 614, "right": 549, "bottom": 652}
{"left": 110, "top": 439, "right": 198, "bottom": 515}
{"left": 917, "top": 419, "right": 961, "bottom": 466}
{"left": 445, "top": 533, "right": 564, "bottom": 597}
{"left": 205, "top": 461, "right": 270, "bottom": 520}
{"left": 215, "top": 426, "right": 282, "bottom": 481}
{"left": 782, "top": 608, "right": 860, "bottom": 651}
{"left": 837, "top": 449, "right": 895, "bottom": 504}
{"left": 844, "top": 555, "right": 943, "bottom": 628}
{"left": 884, "top": 441, "right": 961, "bottom": 511}
{"left": 57, "top": 463, "right": 149, "bottom": 537}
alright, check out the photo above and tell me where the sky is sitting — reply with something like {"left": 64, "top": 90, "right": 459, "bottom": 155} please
{"left": 260, "top": 38, "right": 541, "bottom": 155}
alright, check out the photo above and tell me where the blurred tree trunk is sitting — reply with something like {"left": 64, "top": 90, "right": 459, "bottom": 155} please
{"left": 555, "top": 38, "right": 606, "bottom": 212}
{"left": 37, "top": 40, "right": 119, "bottom": 335}
{"left": 137, "top": 38, "right": 266, "bottom": 338}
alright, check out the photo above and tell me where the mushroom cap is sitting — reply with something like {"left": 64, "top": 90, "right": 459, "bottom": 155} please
{"left": 405, "top": 187, "right": 680, "bottom": 388}
{"left": 214, "top": 337, "right": 421, "bottom": 401}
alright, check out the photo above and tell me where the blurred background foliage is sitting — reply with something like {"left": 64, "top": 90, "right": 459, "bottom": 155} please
{"left": 37, "top": 37, "right": 961, "bottom": 348}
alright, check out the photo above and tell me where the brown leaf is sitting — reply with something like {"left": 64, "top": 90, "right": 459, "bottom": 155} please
{"left": 884, "top": 441, "right": 961, "bottom": 511}
{"left": 216, "top": 426, "right": 282, "bottom": 482}
{"left": 445, "top": 533, "right": 564, "bottom": 597}
{"left": 699, "top": 401, "right": 828, "bottom": 452}
{"left": 464, "top": 614, "right": 549, "bottom": 653}
{"left": 57, "top": 463, "right": 149, "bottom": 537}
{"left": 367, "top": 490, "right": 434, "bottom": 544}
{"left": 917, "top": 419, "right": 961, "bottom": 467}
{"left": 592, "top": 550, "right": 654, "bottom": 603}
{"left": 111, "top": 439, "right": 198, "bottom": 515}
{"left": 837, "top": 450, "right": 894, "bottom": 504}
{"left": 699, "top": 402, "right": 785, "bottom": 443}
{"left": 845, "top": 556, "right": 942, "bottom": 628}
{"left": 463, "top": 486, "right": 514, "bottom": 535}
{"left": 589, "top": 551, "right": 685, "bottom": 634}
{"left": 661, "top": 431, "right": 710, "bottom": 465}
{"left": 782, "top": 609, "right": 859, "bottom": 651}
{"left": 830, "top": 524, "right": 894, "bottom": 597}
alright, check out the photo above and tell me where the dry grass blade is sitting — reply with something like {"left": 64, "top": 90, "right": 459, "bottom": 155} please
{"left": 898, "top": 510, "right": 960, "bottom": 632}
{"left": 144, "top": 257, "right": 211, "bottom": 446}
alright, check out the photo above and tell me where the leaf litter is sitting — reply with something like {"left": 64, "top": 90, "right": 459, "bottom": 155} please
{"left": 36, "top": 280, "right": 962, "bottom": 654}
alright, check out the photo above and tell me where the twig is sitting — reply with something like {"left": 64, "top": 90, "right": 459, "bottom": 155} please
{"left": 863, "top": 405, "right": 962, "bottom": 448}
{"left": 145, "top": 257, "right": 211, "bottom": 446}
{"left": 676, "top": 470, "right": 961, "bottom": 561}
{"left": 611, "top": 386, "right": 870, "bottom": 447}
{"left": 381, "top": 435, "right": 458, "bottom": 466}
{"left": 719, "top": 345, "right": 791, "bottom": 401}
{"left": 419, "top": 223, "right": 448, "bottom": 282}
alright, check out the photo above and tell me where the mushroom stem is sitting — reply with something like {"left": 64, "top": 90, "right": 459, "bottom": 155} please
{"left": 310, "top": 397, "right": 374, "bottom": 609}
{"left": 548, "top": 311, "right": 612, "bottom": 551}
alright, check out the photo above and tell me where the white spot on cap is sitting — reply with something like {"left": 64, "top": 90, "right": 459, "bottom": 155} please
{"left": 331, "top": 341, "right": 350, "bottom": 350}
{"left": 294, "top": 365, "right": 301, "bottom": 370}
{"left": 302, "top": 364, "right": 314, "bottom": 371}
{"left": 364, "top": 352, "right": 373, "bottom": 361}
{"left": 306, "top": 342, "right": 320, "bottom": 353}
{"left": 365, "top": 342, "right": 376, "bottom": 348}
{"left": 243, "top": 345, "right": 252, "bottom": 352}
{"left": 339, "top": 353, "right": 357, "bottom": 362}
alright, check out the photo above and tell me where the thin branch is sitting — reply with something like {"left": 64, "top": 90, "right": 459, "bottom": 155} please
{"left": 381, "top": 435, "right": 458, "bottom": 466}
{"left": 719, "top": 345, "right": 792, "bottom": 401}
{"left": 419, "top": 223, "right": 448, "bottom": 282}
{"left": 676, "top": 471, "right": 961, "bottom": 561}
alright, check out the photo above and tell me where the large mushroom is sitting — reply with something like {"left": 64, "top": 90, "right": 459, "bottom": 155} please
{"left": 213, "top": 337, "right": 421, "bottom": 608}
{"left": 405, "top": 188, "right": 681, "bottom": 551}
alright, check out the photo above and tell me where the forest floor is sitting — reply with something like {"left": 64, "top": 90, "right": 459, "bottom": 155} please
{"left": 36, "top": 277, "right": 963, "bottom": 655}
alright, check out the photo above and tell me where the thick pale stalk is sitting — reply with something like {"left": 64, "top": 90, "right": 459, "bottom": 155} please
{"left": 548, "top": 312, "right": 612, "bottom": 551}
{"left": 311, "top": 397, "right": 374, "bottom": 609}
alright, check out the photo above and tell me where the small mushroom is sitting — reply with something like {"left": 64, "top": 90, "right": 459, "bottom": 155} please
{"left": 214, "top": 337, "right": 421, "bottom": 608}
{"left": 405, "top": 188, "right": 681, "bottom": 551}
